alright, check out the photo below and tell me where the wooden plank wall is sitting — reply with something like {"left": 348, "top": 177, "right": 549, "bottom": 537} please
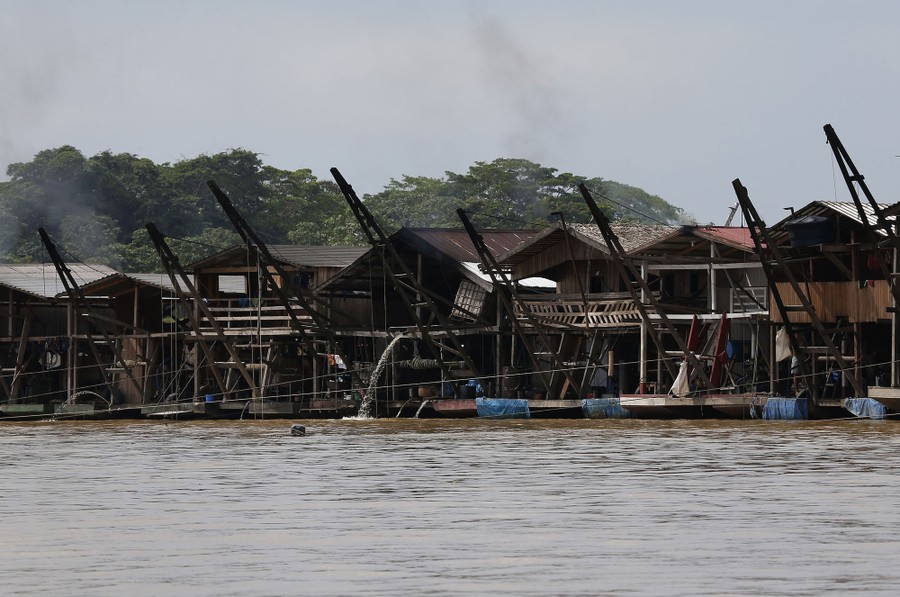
{"left": 770, "top": 280, "right": 892, "bottom": 323}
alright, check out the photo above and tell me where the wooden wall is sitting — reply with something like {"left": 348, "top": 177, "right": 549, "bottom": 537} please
{"left": 770, "top": 280, "right": 892, "bottom": 323}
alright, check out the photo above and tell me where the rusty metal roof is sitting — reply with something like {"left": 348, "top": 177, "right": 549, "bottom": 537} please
{"left": 402, "top": 228, "right": 539, "bottom": 262}
{"left": 318, "top": 227, "right": 540, "bottom": 293}
{"left": 0, "top": 264, "right": 118, "bottom": 300}
{"left": 628, "top": 225, "right": 757, "bottom": 259}
{"left": 499, "top": 222, "right": 677, "bottom": 265}
{"left": 692, "top": 226, "right": 756, "bottom": 252}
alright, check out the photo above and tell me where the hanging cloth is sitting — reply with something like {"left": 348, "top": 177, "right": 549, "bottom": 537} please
{"left": 775, "top": 327, "right": 793, "bottom": 362}
{"left": 670, "top": 361, "right": 691, "bottom": 397}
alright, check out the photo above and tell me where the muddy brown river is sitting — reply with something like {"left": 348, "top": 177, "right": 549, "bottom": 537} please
{"left": 2, "top": 418, "right": 899, "bottom": 595}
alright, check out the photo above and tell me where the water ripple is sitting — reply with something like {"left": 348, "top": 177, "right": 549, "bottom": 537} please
{"left": 2, "top": 419, "right": 900, "bottom": 596}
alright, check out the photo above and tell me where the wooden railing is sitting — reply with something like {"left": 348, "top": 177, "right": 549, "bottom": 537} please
{"left": 513, "top": 293, "right": 647, "bottom": 329}
{"left": 197, "top": 298, "right": 312, "bottom": 335}
{"left": 729, "top": 286, "right": 768, "bottom": 313}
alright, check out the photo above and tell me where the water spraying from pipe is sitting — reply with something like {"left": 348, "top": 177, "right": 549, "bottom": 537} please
{"left": 357, "top": 333, "right": 406, "bottom": 419}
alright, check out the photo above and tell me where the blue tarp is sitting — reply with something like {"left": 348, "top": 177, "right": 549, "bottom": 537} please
{"left": 475, "top": 398, "right": 530, "bottom": 419}
{"left": 582, "top": 397, "right": 631, "bottom": 419}
{"left": 762, "top": 397, "right": 809, "bottom": 420}
{"left": 843, "top": 397, "right": 887, "bottom": 420}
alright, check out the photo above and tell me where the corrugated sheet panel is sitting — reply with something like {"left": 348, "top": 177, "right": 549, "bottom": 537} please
{"left": 125, "top": 273, "right": 177, "bottom": 291}
{"left": 498, "top": 222, "right": 679, "bottom": 265}
{"left": 78, "top": 272, "right": 180, "bottom": 297}
{"left": 765, "top": 200, "right": 894, "bottom": 245}
{"left": 694, "top": 226, "right": 756, "bottom": 251}
{"left": 269, "top": 245, "right": 369, "bottom": 268}
{"left": 188, "top": 244, "right": 368, "bottom": 270}
{"left": 0, "top": 264, "right": 118, "bottom": 299}
{"left": 405, "top": 229, "right": 539, "bottom": 262}
{"left": 771, "top": 201, "right": 892, "bottom": 233}
{"left": 569, "top": 222, "right": 679, "bottom": 253}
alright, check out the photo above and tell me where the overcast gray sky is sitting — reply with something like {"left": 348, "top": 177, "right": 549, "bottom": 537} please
{"left": 2, "top": 0, "right": 899, "bottom": 224}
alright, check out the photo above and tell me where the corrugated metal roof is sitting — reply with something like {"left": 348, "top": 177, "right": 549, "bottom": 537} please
{"left": 0, "top": 264, "right": 118, "bottom": 299}
{"left": 624, "top": 225, "right": 758, "bottom": 261}
{"left": 771, "top": 201, "right": 892, "bottom": 231}
{"left": 495, "top": 226, "right": 565, "bottom": 265}
{"left": 188, "top": 244, "right": 368, "bottom": 270}
{"left": 568, "top": 222, "right": 679, "bottom": 253}
{"left": 767, "top": 200, "right": 894, "bottom": 245}
{"left": 693, "top": 226, "right": 755, "bottom": 251}
{"left": 78, "top": 272, "right": 177, "bottom": 297}
{"left": 125, "top": 273, "right": 177, "bottom": 291}
{"left": 403, "top": 229, "right": 539, "bottom": 262}
{"left": 318, "top": 228, "right": 539, "bottom": 293}
{"left": 268, "top": 245, "right": 369, "bottom": 268}
{"left": 497, "top": 222, "right": 678, "bottom": 266}
{"left": 79, "top": 272, "right": 247, "bottom": 297}
{"left": 817, "top": 201, "right": 893, "bottom": 230}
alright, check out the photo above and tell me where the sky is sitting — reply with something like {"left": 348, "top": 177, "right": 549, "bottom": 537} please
{"left": 2, "top": 0, "right": 900, "bottom": 225}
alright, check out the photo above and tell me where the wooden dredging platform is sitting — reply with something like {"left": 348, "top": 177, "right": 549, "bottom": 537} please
{"left": 616, "top": 393, "right": 768, "bottom": 419}
{"left": 5, "top": 126, "right": 900, "bottom": 422}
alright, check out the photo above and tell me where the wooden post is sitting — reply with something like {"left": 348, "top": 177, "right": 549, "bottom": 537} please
{"left": 769, "top": 321, "right": 776, "bottom": 395}
{"left": 709, "top": 243, "right": 716, "bottom": 312}
{"left": 68, "top": 302, "right": 75, "bottom": 400}
{"left": 7, "top": 288, "right": 12, "bottom": 337}
{"left": 496, "top": 297, "right": 503, "bottom": 398}
{"left": 851, "top": 231, "right": 858, "bottom": 396}
{"left": 10, "top": 310, "right": 33, "bottom": 402}
{"left": 132, "top": 286, "right": 139, "bottom": 331}
{"left": 894, "top": 228, "right": 900, "bottom": 386}
{"left": 639, "top": 264, "right": 648, "bottom": 391}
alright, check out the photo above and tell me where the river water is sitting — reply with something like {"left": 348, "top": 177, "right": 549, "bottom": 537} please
{"left": 2, "top": 418, "right": 900, "bottom": 596}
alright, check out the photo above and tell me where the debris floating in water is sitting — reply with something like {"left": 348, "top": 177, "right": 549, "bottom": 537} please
{"left": 290, "top": 424, "right": 306, "bottom": 436}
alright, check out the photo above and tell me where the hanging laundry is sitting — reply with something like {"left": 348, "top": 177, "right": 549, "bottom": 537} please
{"left": 670, "top": 361, "right": 691, "bottom": 397}
{"left": 775, "top": 327, "right": 793, "bottom": 362}
{"left": 327, "top": 354, "right": 347, "bottom": 370}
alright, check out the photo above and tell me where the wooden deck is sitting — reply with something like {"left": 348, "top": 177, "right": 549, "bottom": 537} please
{"left": 618, "top": 393, "right": 768, "bottom": 419}
{"left": 247, "top": 397, "right": 359, "bottom": 418}
{"left": 865, "top": 386, "right": 900, "bottom": 413}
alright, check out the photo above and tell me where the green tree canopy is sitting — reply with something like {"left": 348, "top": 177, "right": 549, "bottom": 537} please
{"left": 364, "top": 158, "right": 689, "bottom": 231}
{"left": 0, "top": 148, "right": 688, "bottom": 271}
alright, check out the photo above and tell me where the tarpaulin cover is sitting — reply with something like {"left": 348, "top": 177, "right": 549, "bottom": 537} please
{"left": 582, "top": 397, "right": 631, "bottom": 419}
{"left": 843, "top": 397, "right": 887, "bottom": 420}
{"left": 762, "top": 397, "right": 808, "bottom": 420}
{"left": 475, "top": 398, "right": 530, "bottom": 419}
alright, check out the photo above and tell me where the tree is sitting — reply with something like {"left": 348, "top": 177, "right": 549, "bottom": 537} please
{"left": 587, "top": 178, "right": 689, "bottom": 224}
{"left": 83, "top": 151, "right": 163, "bottom": 240}
{"left": 293, "top": 157, "right": 690, "bottom": 234}
{"left": 365, "top": 175, "right": 458, "bottom": 230}
{"left": 59, "top": 214, "right": 123, "bottom": 267}
{"left": 0, "top": 148, "right": 687, "bottom": 267}
{"left": 167, "top": 149, "right": 268, "bottom": 231}
{"left": 3, "top": 146, "right": 90, "bottom": 232}
{"left": 260, "top": 167, "right": 357, "bottom": 245}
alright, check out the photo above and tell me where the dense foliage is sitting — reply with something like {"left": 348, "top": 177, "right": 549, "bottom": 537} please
{"left": 0, "top": 147, "right": 688, "bottom": 271}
